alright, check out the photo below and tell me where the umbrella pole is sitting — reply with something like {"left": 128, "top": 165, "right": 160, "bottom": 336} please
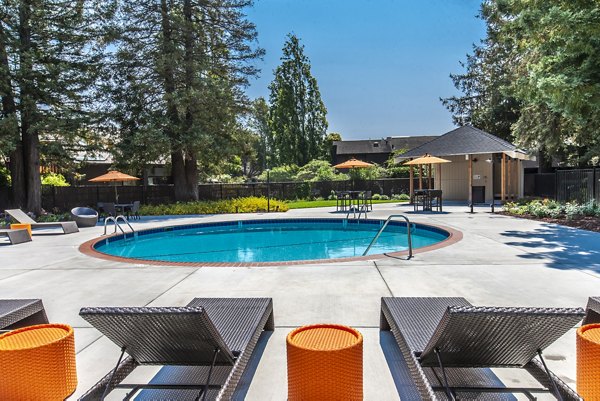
{"left": 114, "top": 184, "right": 118, "bottom": 204}
{"left": 428, "top": 164, "right": 432, "bottom": 190}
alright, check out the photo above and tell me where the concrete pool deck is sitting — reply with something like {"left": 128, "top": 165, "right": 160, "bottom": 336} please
{"left": 1, "top": 203, "right": 599, "bottom": 400}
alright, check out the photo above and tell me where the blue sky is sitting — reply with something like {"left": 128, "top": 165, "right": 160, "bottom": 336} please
{"left": 245, "top": 0, "right": 486, "bottom": 140}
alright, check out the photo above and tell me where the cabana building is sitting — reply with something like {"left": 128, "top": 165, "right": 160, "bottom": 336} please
{"left": 395, "top": 126, "right": 533, "bottom": 204}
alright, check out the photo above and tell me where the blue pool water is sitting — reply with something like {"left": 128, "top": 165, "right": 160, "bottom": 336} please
{"left": 94, "top": 219, "right": 449, "bottom": 263}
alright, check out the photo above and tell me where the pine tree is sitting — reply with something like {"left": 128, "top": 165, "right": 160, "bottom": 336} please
{"left": 268, "top": 34, "right": 328, "bottom": 166}
{"left": 0, "top": 0, "right": 114, "bottom": 213}
{"left": 108, "top": 0, "right": 262, "bottom": 201}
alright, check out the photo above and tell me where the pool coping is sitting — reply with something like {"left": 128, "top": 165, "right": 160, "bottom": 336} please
{"left": 79, "top": 218, "right": 463, "bottom": 267}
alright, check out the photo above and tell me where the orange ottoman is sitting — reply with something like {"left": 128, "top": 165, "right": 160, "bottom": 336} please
{"left": 577, "top": 323, "right": 600, "bottom": 400}
{"left": 0, "top": 324, "right": 77, "bottom": 401}
{"left": 10, "top": 223, "right": 31, "bottom": 236}
{"left": 287, "top": 324, "right": 363, "bottom": 401}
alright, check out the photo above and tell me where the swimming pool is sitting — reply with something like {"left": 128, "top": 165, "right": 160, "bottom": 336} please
{"left": 85, "top": 218, "right": 457, "bottom": 265}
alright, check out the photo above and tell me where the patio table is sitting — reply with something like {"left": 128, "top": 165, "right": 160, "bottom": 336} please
{"left": 115, "top": 203, "right": 134, "bottom": 218}
{"left": 0, "top": 323, "right": 77, "bottom": 400}
{"left": 287, "top": 324, "right": 363, "bottom": 400}
{"left": 577, "top": 323, "right": 600, "bottom": 399}
{"left": 413, "top": 189, "right": 442, "bottom": 212}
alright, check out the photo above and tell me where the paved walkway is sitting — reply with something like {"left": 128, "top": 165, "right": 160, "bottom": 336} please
{"left": 1, "top": 203, "right": 599, "bottom": 400}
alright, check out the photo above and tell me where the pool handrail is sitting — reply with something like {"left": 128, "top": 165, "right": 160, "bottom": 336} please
{"left": 363, "top": 214, "right": 412, "bottom": 259}
{"left": 103, "top": 215, "right": 135, "bottom": 236}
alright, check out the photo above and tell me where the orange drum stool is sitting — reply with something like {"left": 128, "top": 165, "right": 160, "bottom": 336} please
{"left": 287, "top": 324, "right": 363, "bottom": 401}
{"left": 577, "top": 323, "right": 600, "bottom": 400}
{"left": 0, "top": 324, "right": 77, "bottom": 400}
{"left": 10, "top": 223, "right": 31, "bottom": 236}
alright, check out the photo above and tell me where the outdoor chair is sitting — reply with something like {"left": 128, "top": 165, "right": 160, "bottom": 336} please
{"left": 79, "top": 297, "right": 274, "bottom": 401}
{"left": 336, "top": 191, "right": 348, "bottom": 212}
{"left": 130, "top": 200, "right": 141, "bottom": 220}
{"left": 0, "top": 299, "right": 49, "bottom": 331}
{"left": 380, "top": 297, "right": 585, "bottom": 400}
{"left": 100, "top": 202, "right": 116, "bottom": 221}
{"left": 363, "top": 190, "right": 373, "bottom": 211}
{"left": 5, "top": 209, "right": 79, "bottom": 234}
{"left": 583, "top": 296, "right": 600, "bottom": 325}
{"left": 70, "top": 207, "right": 98, "bottom": 228}
{"left": 0, "top": 228, "right": 31, "bottom": 245}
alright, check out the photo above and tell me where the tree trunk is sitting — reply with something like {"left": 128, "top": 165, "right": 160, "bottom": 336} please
{"left": 0, "top": 21, "right": 26, "bottom": 207}
{"left": 19, "top": 0, "right": 42, "bottom": 214}
{"left": 184, "top": 150, "right": 198, "bottom": 200}
{"left": 160, "top": 0, "right": 187, "bottom": 200}
{"left": 179, "top": 0, "right": 198, "bottom": 201}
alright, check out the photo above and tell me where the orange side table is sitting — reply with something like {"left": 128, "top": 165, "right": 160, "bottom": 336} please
{"left": 10, "top": 223, "right": 32, "bottom": 237}
{"left": 287, "top": 324, "right": 363, "bottom": 401}
{"left": 0, "top": 324, "right": 77, "bottom": 401}
{"left": 577, "top": 323, "right": 600, "bottom": 400}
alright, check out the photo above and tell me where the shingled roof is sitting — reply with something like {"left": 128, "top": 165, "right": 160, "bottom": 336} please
{"left": 334, "top": 136, "right": 437, "bottom": 155}
{"left": 395, "top": 126, "right": 526, "bottom": 160}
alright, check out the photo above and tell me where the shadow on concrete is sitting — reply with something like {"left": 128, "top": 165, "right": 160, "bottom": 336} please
{"left": 380, "top": 331, "right": 422, "bottom": 400}
{"left": 233, "top": 330, "right": 273, "bottom": 400}
{"left": 500, "top": 223, "right": 600, "bottom": 273}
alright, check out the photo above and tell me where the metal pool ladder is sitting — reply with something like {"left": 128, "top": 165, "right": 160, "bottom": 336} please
{"left": 103, "top": 215, "right": 135, "bottom": 236}
{"left": 362, "top": 214, "right": 413, "bottom": 258}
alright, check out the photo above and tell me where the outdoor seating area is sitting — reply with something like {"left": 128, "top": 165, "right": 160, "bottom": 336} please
{"left": 1, "top": 200, "right": 600, "bottom": 400}
{"left": 1, "top": 292, "right": 599, "bottom": 400}
{"left": 335, "top": 190, "right": 372, "bottom": 213}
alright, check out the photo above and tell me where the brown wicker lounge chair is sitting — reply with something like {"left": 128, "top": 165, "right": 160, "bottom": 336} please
{"left": 0, "top": 228, "right": 31, "bottom": 245}
{"left": 0, "top": 299, "right": 49, "bottom": 331}
{"left": 380, "top": 297, "right": 584, "bottom": 400}
{"left": 583, "top": 296, "right": 600, "bottom": 325}
{"left": 5, "top": 209, "right": 79, "bottom": 234}
{"left": 79, "top": 297, "right": 274, "bottom": 401}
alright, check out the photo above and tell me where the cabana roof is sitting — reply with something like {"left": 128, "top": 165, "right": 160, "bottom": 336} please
{"left": 395, "top": 125, "right": 532, "bottom": 162}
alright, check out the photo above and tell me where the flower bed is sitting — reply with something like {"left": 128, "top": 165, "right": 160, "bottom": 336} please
{"left": 503, "top": 199, "right": 600, "bottom": 233}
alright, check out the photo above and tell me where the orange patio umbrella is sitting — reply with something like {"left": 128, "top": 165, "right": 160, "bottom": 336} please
{"left": 403, "top": 154, "right": 451, "bottom": 165}
{"left": 334, "top": 158, "right": 374, "bottom": 190}
{"left": 333, "top": 158, "right": 374, "bottom": 169}
{"left": 89, "top": 170, "right": 140, "bottom": 203}
{"left": 403, "top": 154, "right": 451, "bottom": 191}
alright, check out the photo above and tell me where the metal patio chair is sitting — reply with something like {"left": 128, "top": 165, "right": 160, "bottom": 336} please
{"left": 79, "top": 297, "right": 274, "bottom": 401}
{"left": 380, "top": 297, "right": 584, "bottom": 400}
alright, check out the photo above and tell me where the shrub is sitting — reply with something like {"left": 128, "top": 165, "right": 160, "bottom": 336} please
{"left": 41, "top": 172, "right": 70, "bottom": 187}
{"left": 392, "top": 193, "right": 410, "bottom": 201}
{"left": 257, "top": 165, "right": 299, "bottom": 182}
{"left": 139, "top": 197, "right": 289, "bottom": 216}
{"left": 371, "top": 193, "right": 381, "bottom": 200}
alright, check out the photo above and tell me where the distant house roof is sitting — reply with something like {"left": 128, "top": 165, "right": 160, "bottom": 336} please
{"left": 334, "top": 136, "right": 437, "bottom": 155}
{"left": 395, "top": 126, "right": 531, "bottom": 161}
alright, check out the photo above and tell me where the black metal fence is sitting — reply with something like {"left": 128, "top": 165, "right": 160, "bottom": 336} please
{"left": 33, "top": 177, "right": 419, "bottom": 211}
{"left": 524, "top": 173, "right": 556, "bottom": 199}
{"left": 556, "top": 168, "right": 600, "bottom": 203}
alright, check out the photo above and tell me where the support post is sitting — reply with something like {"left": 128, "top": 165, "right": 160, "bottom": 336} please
{"left": 468, "top": 155, "right": 473, "bottom": 213}
{"left": 501, "top": 153, "right": 506, "bottom": 201}
{"left": 409, "top": 166, "right": 414, "bottom": 203}
{"left": 418, "top": 165, "right": 423, "bottom": 190}
{"left": 507, "top": 156, "right": 512, "bottom": 200}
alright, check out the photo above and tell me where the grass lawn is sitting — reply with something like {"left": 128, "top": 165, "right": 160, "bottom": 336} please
{"left": 286, "top": 199, "right": 408, "bottom": 209}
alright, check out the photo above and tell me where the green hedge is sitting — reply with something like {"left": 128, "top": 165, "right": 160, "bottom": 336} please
{"left": 139, "top": 197, "right": 289, "bottom": 215}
